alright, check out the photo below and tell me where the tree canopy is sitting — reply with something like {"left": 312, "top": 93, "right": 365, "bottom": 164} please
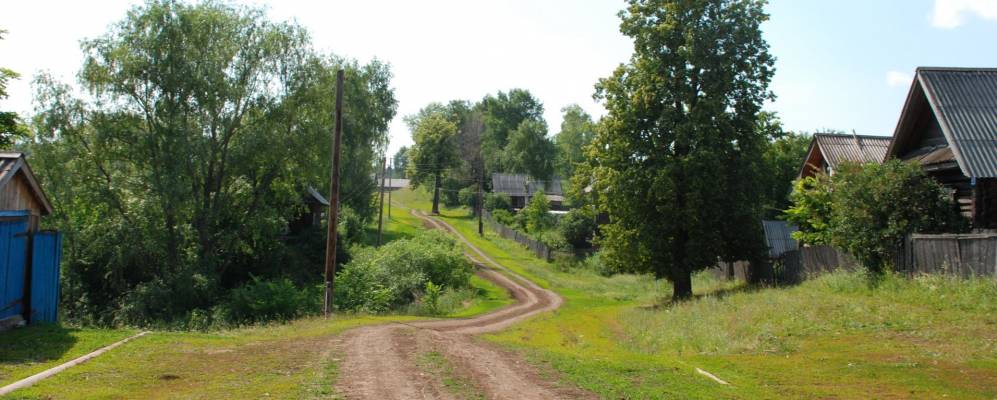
{"left": 555, "top": 104, "right": 595, "bottom": 180}
{"left": 589, "top": 0, "right": 775, "bottom": 299}
{"left": 407, "top": 112, "right": 459, "bottom": 214}
{"left": 0, "top": 29, "right": 28, "bottom": 148}
{"left": 26, "top": 0, "right": 396, "bottom": 325}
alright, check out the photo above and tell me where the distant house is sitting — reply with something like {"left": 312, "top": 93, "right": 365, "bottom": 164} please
{"left": 0, "top": 152, "right": 62, "bottom": 328}
{"left": 885, "top": 67, "right": 997, "bottom": 229}
{"left": 385, "top": 178, "right": 409, "bottom": 191}
{"left": 798, "top": 133, "right": 892, "bottom": 179}
{"left": 491, "top": 173, "right": 565, "bottom": 209}
{"left": 289, "top": 186, "right": 328, "bottom": 234}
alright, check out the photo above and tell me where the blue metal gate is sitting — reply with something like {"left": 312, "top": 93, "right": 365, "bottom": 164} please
{"left": 30, "top": 231, "right": 62, "bottom": 323}
{"left": 0, "top": 217, "right": 28, "bottom": 321}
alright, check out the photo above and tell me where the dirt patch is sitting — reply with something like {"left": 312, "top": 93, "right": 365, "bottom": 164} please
{"left": 333, "top": 210, "right": 592, "bottom": 400}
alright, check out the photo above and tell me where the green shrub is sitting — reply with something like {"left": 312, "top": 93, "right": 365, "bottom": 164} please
{"left": 491, "top": 209, "right": 516, "bottom": 226}
{"left": 338, "top": 205, "right": 368, "bottom": 245}
{"left": 523, "top": 191, "right": 553, "bottom": 232}
{"left": 484, "top": 192, "right": 512, "bottom": 211}
{"left": 335, "top": 230, "right": 473, "bottom": 312}
{"left": 458, "top": 186, "right": 479, "bottom": 209}
{"left": 224, "top": 277, "right": 318, "bottom": 324}
{"left": 421, "top": 281, "right": 444, "bottom": 315}
{"left": 559, "top": 209, "right": 597, "bottom": 249}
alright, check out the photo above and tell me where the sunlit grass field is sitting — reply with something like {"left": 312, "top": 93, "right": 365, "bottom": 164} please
{"left": 393, "top": 187, "right": 997, "bottom": 399}
{"left": 0, "top": 191, "right": 511, "bottom": 399}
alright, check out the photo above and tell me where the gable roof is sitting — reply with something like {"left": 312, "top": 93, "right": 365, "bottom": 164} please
{"left": 798, "top": 133, "right": 891, "bottom": 178}
{"left": 886, "top": 67, "right": 997, "bottom": 178}
{"left": 0, "top": 152, "right": 54, "bottom": 216}
{"left": 491, "top": 173, "right": 563, "bottom": 197}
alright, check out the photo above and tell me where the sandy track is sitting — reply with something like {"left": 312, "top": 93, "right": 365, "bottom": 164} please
{"left": 333, "top": 210, "right": 593, "bottom": 400}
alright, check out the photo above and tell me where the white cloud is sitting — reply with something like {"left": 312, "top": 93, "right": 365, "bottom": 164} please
{"left": 932, "top": 0, "right": 997, "bottom": 28}
{"left": 886, "top": 70, "right": 913, "bottom": 87}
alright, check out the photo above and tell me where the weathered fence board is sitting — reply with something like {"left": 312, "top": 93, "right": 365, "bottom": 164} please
{"left": 483, "top": 211, "right": 552, "bottom": 261}
{"left": 899, "top": 233, "right": 997, "bottom": 278}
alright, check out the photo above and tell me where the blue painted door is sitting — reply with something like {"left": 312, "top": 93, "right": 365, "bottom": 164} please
{"left": 0, "top": 218, "right": 29, "bottom": 321}
{"left": 30, "top": 231, "right": 62, "bottom": 323}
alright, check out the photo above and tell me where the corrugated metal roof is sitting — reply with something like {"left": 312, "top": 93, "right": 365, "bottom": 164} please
{"left": 762, "top": 220, "right": 798, "bottom": 258}
{"left": 491, "top": 173, "right": 563, "bottom": 197}
{"left": 814, "top": 134, "right": 891, "bottom": 168}
{"left": 305, "top": 186, "right": 329, "bottom": 206}
{"left": 917, "top": 68, "right": 997, "bottom": 178}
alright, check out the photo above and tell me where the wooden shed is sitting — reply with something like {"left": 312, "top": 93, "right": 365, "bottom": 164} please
{"left": 0, "top": 152, "right": 61, "bottom": 328}
{"left": 798, "top": 133, "right": 891, "bottom": 179}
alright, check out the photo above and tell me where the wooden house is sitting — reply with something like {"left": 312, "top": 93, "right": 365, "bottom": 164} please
{"left": 798, "top": 133, "right": 891, "bottom": 179}
{"left": 885, "top": 67, "right": 997, "bottom": 229}
{"left": 491, "top": 173, "right": 565, "bottom": 209}
{"left": 0, "top": 152, "right": 61, "bottom": 328}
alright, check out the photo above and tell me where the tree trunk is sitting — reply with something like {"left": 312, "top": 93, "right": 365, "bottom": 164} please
{"left": 672, "top": 272, "right": 692, "bottom": 301}
{"left": 432, "top": 172, "right": 441, "bottom": 215}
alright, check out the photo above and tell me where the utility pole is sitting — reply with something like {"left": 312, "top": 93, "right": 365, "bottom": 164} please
{"left": 478, "top": 167, "right": 484, "bottom": 236}
{"left": 323, "top": 69, "right": 345, "bottom": 317}
{"left": 377, "top": 155, "right": 387, "bottom": 246}
{"left": 387, "top": 158, "right": 392, "bottom": 220}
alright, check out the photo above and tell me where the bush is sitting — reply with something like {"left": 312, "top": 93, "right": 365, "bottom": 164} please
{"left": 484, "top": 192, "right": 511, "bottom": 211}
{"left": 224, "top": 277, "right": 318, "bottom": 325}
{"left": 491, "top": 209, "right": 516, "bottom": 226}
{"left": 335, "top": 230, "right": 473, "bottom": 312}
{"left": 786, "top": 160, "right": 968, "bottom": 274}
{"left": 559, "top": 209, "right": 597, "bottom": 249}
{"left": 523, "top": 190, "right": 553, "bottom": 232}
{"left": 458, "top": 186, "right": 479, "bottom": 210}
{"left": 338, "top": 205, "right": 368, "bottom": 245}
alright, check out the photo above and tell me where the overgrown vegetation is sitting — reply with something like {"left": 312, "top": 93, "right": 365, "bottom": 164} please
{"left": 786, "top": 160, "right": 967, "bottom": 273}
{"left": 23, "top": 0, "right": 397, "bottom": 327}
{"left": 336, "top": 230, "right": 473, "bottom": 314}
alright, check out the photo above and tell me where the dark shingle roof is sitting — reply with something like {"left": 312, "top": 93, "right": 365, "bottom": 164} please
{"left": 491, "top": 173, "right": 563, "bottom": 197}
{"left": 915, "top": 68, "right": 997, "bottom": 178}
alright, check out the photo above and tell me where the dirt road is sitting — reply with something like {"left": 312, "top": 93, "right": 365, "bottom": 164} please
{"left": 333, "top": 211, "right": 594, "bottom": 400}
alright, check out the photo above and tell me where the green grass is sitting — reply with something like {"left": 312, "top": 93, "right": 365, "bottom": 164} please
{"left": 3, "top": 315, "right": 418, "bottom": 399}
{"left": 0, "top": 190, "right": 511, "bottom": 399}
{"left": 394, "top": 187, "right": 997, "bottom": 399}
{"left": 415, "top": 350, "right": 484, "bottom": 400}
{"left": 0, "top": 325, "right": 136, "bottom": 387}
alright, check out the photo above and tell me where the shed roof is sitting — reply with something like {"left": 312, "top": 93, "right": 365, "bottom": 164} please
{"left": 801, "top": 133, "right": 891, "bottom": 175}
{"left": 305, "top": 186, "right": 329, "bottom": 206}
{"left": 386, "top": 178, "right": 409, "bottom": 189}
{"left": 491, "top": 173, "right": 563, "bottom": 197}
{"left": 886, "top": 67, "right": 997, "bottom": 178}
{"left": 762, "top": 220, "right": 798, "bottom": 258}
{"left": 0, "top": 152, "right": 54, "bottom": 216}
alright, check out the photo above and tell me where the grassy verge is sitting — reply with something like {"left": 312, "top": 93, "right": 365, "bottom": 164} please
{"left": 395, "top": 187, "right": 997, "bottom": 399}
{"left": 4, "top": 315, "right": 418, "bottom": 399}
{"left": 0, "top": 190, "right": 511, "bottom": 399}
{"left": 415, "top": 350, "right": 483, "bottom": 400}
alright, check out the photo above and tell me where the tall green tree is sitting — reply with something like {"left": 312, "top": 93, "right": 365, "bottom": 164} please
{"left": 0, "top": 29, "right": 28, "bottom": 148}
{"left": 590, "top": 0, "right": 775, "bottom": 299}
{"left": 756, "top": 112, "right": 811, "bottom": 217}
{"left": 392, "top": 146, "right": 409, "bottom": 178}
{"left": 504, "top": 120, "right": 556, "bottom": 184}
{"left": 407, "top": 113, "right": 459, "bottom": 214}
{"left": 27, "top": 0, "right": 396, "bottom": 325}
{"left": 478, "top": 89, "right": 545, "bottom": 173}
{"left": 554, "top": 104, "right": 595, "bottom": 180}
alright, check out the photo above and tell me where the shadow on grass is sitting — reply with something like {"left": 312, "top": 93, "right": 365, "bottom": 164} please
{"left": 0, "top": 324, "right": 78, "bottom": 366}
{"left": 644, "top": 282, "right": 767, "bottom": 310}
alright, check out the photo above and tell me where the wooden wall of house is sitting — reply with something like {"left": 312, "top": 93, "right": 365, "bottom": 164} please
{"left": 0, "top": 174, "right": 43, "bottom": 231}
{"left": 980, "top": 179, "right": 997, "bottom": 229}
{"left": 927, "top": 167, "right": 974, "bottom": 221}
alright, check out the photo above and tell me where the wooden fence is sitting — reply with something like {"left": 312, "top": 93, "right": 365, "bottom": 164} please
{"left": 482, "top": 211, "right": 553, "bottom": 261}
{"left": 897, "top": 233, "right": 997, "bottom": 278}
{"left": 769, "top": 233, "right": 997, "bottom": 283}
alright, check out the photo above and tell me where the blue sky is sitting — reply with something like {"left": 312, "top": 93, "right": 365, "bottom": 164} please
{"left": 2, "top": 0, "right": 997, "bottom": 155}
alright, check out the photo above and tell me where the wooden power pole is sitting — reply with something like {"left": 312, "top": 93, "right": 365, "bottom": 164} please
{"left": 478, "top": 167, "right": 484, "bottom": 236}
{"left": 377, "top": 155, "right": 387, "bottom": 246}
{"left": 387, "top": 159, "right": 392, "bottom": 220}
{"left": 323, "top": 69, "right": 345, "bottom": 317}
